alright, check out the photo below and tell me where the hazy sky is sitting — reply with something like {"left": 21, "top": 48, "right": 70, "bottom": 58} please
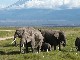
{"left": 0, "top": 0, "right": 18, "bottom": 8}
{"left": 0, "top": 0, "right": 80, "bottom": 9}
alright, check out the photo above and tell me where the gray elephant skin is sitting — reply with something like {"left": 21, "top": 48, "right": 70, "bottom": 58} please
{"left": 39, "top": 29, "right": 66, "bottom": 51}
{"left": 41, "top": 42, "right": 51, "bottom": 52}
{"left": 75, "top": 37, "right": 80, "bottom": 51}
{"left": 13, "top": 27, "right": 44, "bottom": 53}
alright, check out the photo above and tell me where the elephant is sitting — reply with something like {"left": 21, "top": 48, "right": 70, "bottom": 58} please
{"left": 41, "top": 42, "right": 51, "bottom": 52}
{"left": 12, "top": 27, "right": 44, "bottom": 53}
{"left": 38, "top": 29, "right": 66, "bottom": 51}
{"left": 75, "top": 37, "right": 80, "bottom": 51}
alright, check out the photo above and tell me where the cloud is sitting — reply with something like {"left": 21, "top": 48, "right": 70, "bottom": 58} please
{"left": 0, "top": 4, "right": 6, "bottom": 9}
{"left": 62, "top": 0, "right": 80, "bottom": 9}
{"left": 24, "top": 0, "right": 63, "bottom": 9}
{"left": 24, "top": 0, "right": 80, "bottom": 9}
{"left": 68, "top": 0, "right": 80, "bottom": 9}
{"left": 7, "top": 0, "right": 80, "bottom": 9}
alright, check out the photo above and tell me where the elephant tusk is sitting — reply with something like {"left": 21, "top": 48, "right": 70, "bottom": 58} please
{"left": 11, "top": 38, "right": 16, "bottom": 44}
{"left": 47, "top": 49, "right": 49, "bottom": 52}
{"left": 23, "top": 44, "right": 24, "bottom": 47}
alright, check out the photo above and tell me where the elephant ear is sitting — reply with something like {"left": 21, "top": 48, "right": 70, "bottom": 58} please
{"left": 16, "top": 30, "right": 20, "bottom": 34}
{"left": 29, "top": 31, "right": 33, "bottom": 36}
{"left": 54, "top": 32, "right": 59, "bottom": 39}
{"left": 38, "top": 29, "right": 41, "bottom": 32}
{"left": 17, "top": 29, "right": 24, "bottom": 36}
{"left": 59, "top": 31, "right": 66, "bottom": 39}
{"left": 22, "top": 29, "right": 27, "bottom": 35}
{"left": 23, "top": 30, "right": 25, "bottom": 33}
{"left": 59, "top": 31, "right": 65, "bottom": 36}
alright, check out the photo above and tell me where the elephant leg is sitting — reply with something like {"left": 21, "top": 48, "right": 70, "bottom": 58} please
{"left": 54, "top": 45, "right": 56, "bottom": 50}
{"left": 20, "top": 40, "right": 22, "bottom": 53}
{"left": 37, "top": 46, "right": 40, "bottom": 53}
{"left": 25, "top": 41, "right": 28, "bottom": 53}
{"left": 48, "top": 48, "right": 50, "bottom": 51}
{"left": 21, "top": 43, "right": 25, "bottom": 53}
{"left": 41, "top": 46, "right": 43, "bottom": 51}
{"left": 59, "top": 43, "right": 61, "bottom": 51}
{"left": 51, "top": 45, "right": 54, "bottom": 50}
{"left": 77, "top": 46, "right": 79, "bottom": 51}
{"left": 31, "top": 47, "right": 35, "bottom": 53}
{"left": 20, "top": 41, "right": 25, "bottom": 53}
{"left": 31, "top": 45, "right": 35, "bottom": 53}
{"left": 37, "top": 41, "right": 42, "bottom": 53}
{"left": 49, "top": 46, "right": 51, "bottom": 51}
{"left": 77, "top": 46, "right": 80, "bottom": 51}
{"left": 31, "top": 40, "right": 35, "bottom": 53}
{"left": 14, "top": 41, "right": 17, "bottom": 46}
{"left": 77, "top": 48, "right": 79, "bottom": 51}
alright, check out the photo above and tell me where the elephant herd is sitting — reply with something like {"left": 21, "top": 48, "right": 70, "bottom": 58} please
{"left": 11, "top": 27, "right": 80, "bottom": 53}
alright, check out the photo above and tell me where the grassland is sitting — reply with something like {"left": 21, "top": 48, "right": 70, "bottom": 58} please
{"left": 0, "top": 27, "right": 80, "bottom": 60}
{"left": 0, "top": 27, "right": 16, "bottom": 38}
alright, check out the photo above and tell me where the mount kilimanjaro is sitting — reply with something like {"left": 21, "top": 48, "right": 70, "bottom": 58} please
{"left": 0, "top": 0, "right": 80, "bottom": 26}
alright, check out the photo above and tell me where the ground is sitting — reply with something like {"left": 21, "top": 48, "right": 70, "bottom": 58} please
{"left": 0, "top": 27, "right": 80, "bottom": 60}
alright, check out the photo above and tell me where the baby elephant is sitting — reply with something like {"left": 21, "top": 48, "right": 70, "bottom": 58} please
{"left": 41, "top": 43, "right": 51, "bottom": 52}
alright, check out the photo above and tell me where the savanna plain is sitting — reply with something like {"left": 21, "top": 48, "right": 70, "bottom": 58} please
{"left": 0, "top": 27, "right": 80, "bottom": 60}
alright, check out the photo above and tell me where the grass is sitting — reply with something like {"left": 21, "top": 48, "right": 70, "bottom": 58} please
{"left": 0, "top": 31, "right": 15, "bottom": 38}
{"left": 0, "top": 27, "right": 17, "bottom": 30}
{"left": 0, "top": 27, "right": 16, "bottom": 38}
{"left": 0, "top": 27, "right": 80, "bottom": 60}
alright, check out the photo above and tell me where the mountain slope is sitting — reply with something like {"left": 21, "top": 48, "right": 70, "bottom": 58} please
{"left": 0, "top": 8, "right": 80, "bottom": 20}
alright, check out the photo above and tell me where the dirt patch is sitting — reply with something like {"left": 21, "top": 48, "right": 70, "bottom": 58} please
{"left": 0, "top": 36, "right": 14, "bottom": 41}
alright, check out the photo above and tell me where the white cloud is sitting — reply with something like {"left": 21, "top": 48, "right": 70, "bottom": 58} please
{"left": 69, "top": 0, "right": 80, "bottom": 9}
{"left": 24, "top": 0, "right": 63, "bottom": 9}
{"left": 0, "top": 4, "right": 6, "bottom": 9}
{"left": 24, "top": 0, "right": 80, "bottom": 9}
{"left": 6, "top": 0, "right": 80, "bottom": 9}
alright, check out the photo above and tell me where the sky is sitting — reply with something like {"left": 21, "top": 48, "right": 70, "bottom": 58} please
{"left": 0, "top": 0, "right": 18, "bottom": 8}
{"left": 17, "top": 0, "right": 80, "bottom": 9}
{"left": 0, "top": 0, "right": 80, "bottom": 9}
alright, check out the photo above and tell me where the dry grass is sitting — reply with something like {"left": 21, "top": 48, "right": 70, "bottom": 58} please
{"left": 0, "top": 27, "right": 80, "bottom": 60}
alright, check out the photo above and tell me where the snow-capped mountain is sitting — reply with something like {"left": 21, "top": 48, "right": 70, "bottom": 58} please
{"left": 0, "top": 0, "right": 80, "bottom": 22}
{"left": 0, "top": 0, "right": 80, "bottom": 26}
{"left": 5, "top": 0, "right": 29, "bottom": 9}
{"left": 5, "top": 0, "right": 80, "bottom": 9}
{"left": 0, "top": 0, "right": 80, "bottom": 21}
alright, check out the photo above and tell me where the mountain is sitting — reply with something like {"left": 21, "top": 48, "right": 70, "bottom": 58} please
{"left": 5, "top": 0, "right": 80, "bottom": 10}
{"left": 0, "top": 0, "right": 80, "bottom": 26}
{"left": 0, "top": 8, "right": 80, "bottom": 20}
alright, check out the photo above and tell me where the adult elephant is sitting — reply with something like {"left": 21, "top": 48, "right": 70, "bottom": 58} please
{"left": 12, "top": 27, "right": 44, "bottom": 53}
{"left": 39, "top": 29, "right": 66, "bottom": 51}
{"left": 75, "top": 37, "right": 80, "bottom": 51}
